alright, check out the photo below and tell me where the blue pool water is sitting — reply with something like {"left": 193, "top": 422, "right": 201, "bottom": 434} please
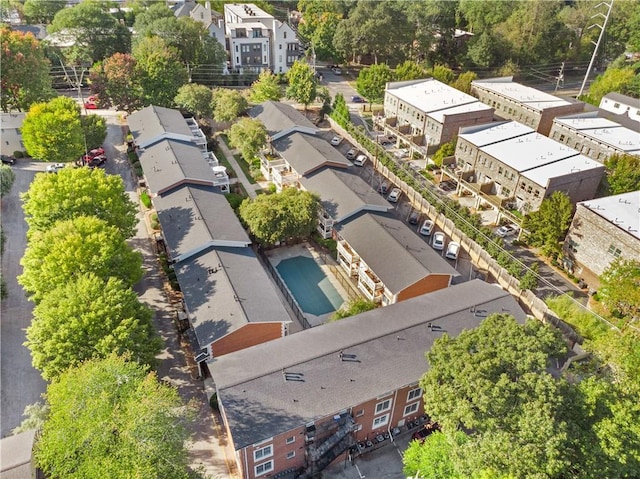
{"left": 276, "top": 256, "right": 344, "bottom": 316}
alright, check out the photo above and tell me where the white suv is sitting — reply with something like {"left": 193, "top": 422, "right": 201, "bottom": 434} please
{"left": 387, "top": 188, "right": 401, "bottom": 203}
{"left": 353, "top": 154, "right": 367, "bottom": 166}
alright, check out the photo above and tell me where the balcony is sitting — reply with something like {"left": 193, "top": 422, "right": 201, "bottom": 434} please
{"left": 272, "top": 167, "right": 298, "bottom": 190}
{"left": 337, "top": 240, "right": 359, "bottom": 266}
{"left": 203, "top": 151, "right": 219, "bottom": 168}
{"left": 357, "top": 280, "right": 383, "bottom": 303}
{"left": 358, "top": 265, "right": 382, "bottom": 291}
{"left": 317, "top": 212, "right": 334, "bottom": 239}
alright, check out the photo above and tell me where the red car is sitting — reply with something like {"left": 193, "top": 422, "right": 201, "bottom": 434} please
{"left": 84, "top": 95, "right": 99, "bottom": 109}
{"left": 411, "top": 422, "right": 440, "bottom": 443}
{"left": 76, "top": 148, "right": 106, "bottom": 166}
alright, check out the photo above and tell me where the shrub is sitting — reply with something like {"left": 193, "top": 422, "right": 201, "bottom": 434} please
{"left": 225, "top": 192, "right": 245, "bottom": 210}
{"left": 150, "top": 213, "right": 160, "bottom": 230}
{"left": 13, "top": 150, "right": 24, "bottom": 158}
{"left": 140, "top": 191, "right": 152, "bottom": 209}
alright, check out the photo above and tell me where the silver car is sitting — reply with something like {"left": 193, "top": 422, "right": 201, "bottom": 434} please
{"left": 432, "top": 232, "right": 445, "bottom": 251}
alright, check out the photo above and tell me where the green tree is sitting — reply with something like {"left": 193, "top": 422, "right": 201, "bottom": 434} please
{"left": 356, "top": 63, "right": 394, "bottom": 104}
{"left": 89, "top": 53, "right": 144, "bottom": 113}
{"left": 26, "top": 273, "right": 161, "bottom": 380}
{"left": 21, "top": 96, "right": 84, "bottom": 163}
{"left": 0, "top": 164, "right": 16, "bottom": 197}
{"left": 21, "top": 166, "right": 137, "bottom": 238}
{"left": 19, "top": 216, "right": 143, "bottom": 303}
{"left": 0, "top": 26, "right": 54, "bottom": 112}
{"left": 403, "top": 431, "right": 466, "bottom": 479}
{"left": 450, "top": 71, "right": 478, "bottom": 94}
{"left": 432, "top": 137, "right": 457, "bottom": 167}
{"left": 49, "top": 0, "right": 131, "bottom": 63}
{"left": 174, "top": 83, "right": 213, "bottom": 120}
{"left": 518, "top": 262, "right": 539, "bottom": 291}
{"left": 598, "top": 259, "right": 640, "bottom": 321}
{"left": 22, "top": 0, "right": 65, "bottom": 24}
{"left": 239, "top": 188, "right": 320, "bottom": 245}
{"left": 212, "top": 88, "right": 248, "bottom": 122}
{"left": 330, "top": 298, "right": 376, "bottom": 321}
{"left": 331, "top": 93, "right": 350, "bottom": 126}
{"left": 395, "top": 60, "right": 428, "bottom": 81}
{"left": 298, "top": 0, "right": 343, "bottom": 60}
{"left": 249, "top": 70, "right": 283, "bottom": 103}
{"left": 132, "top": 35, "right": 188, "bottom": 107}
{"left": 81, "top": 113, "right": 107, "bottom": 151}
{"left": 286, "top": 60, "right": 318, "bottom": 109}
{"left": 522, "top": 191, "right": 573, "bottom": 259}
{"left": 583, "top": 67, "right": 637, "bottom": 106}
{"left": 12, "top": 402, "right": 49, "bottom": 435}
{"left": 34, "top": 354, "right": 195, "bottom": 479}
{"left": 430, "top": 64, "right": 455, "bottom": 85}
{"left": 458, "top": 0, "right": 516, "bottom": 33}
{"left": 603, "top": 153, "right": 640, "bottom": 195}
{"left": 132, "top": 2, "right": 175, "bottom": 35}
{"left": 227, "top": 117, "right": 267, "bottom": 163}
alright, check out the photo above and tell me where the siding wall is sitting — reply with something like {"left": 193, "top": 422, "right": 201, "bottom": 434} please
{"left": 397, "top": 274, "right": 451, "bottom": 302}
{"left": 212, "top": 322, "right": 284, "bottom": 358}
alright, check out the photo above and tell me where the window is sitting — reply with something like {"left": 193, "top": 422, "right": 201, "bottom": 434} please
{"left": 355, "top": 409, "right": 364, "bottom": 417}
{"left": 559, "top": 134, "right": 565, "bottom": 142}
{"left": 286, "top": 436, "right": 295, "bottom": 444}
{"left": 284, "top": 31, "right": 287, "bottom": 39}
{"left": 254, "top": 445, "right": 272, "bottom": 461}
{"left": 286, "top": 451, "right": 296, "bottom": 459}
{"left": 375, "top": 399, "right": 392, "bottom": 414}
{"left": 607, "top": 244, "right": 622, "bottom": 258}
{"left": 372, "top": 414, "right": 389, "bottom": 428}
{"left": 613, "top": 102, "right": 620, "bottom": 108}
{"left": 533, "top": 189, "right": 540, "bottom": 197}
{"left": 255, "top": 461, "right": 274, "bottom": 476}
{"left": 279, "top": 44, "right": 282, "bottom": 50}
{"left": 403, "top": 402, "right": 419, "bottom": 416}
{"left": 407, "top": 388, "right": 422, "bottom": 402}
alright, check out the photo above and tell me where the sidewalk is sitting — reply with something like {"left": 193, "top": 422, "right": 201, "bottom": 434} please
{"left": 216, "top": 135, "right": 265, "bottom": 199}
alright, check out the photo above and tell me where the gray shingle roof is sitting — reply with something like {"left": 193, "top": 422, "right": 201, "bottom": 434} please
{"left": 249, "top": 101, "right": 316, "bottom": 136}
{"left": 273, "top": 132, "right": 351, "bottom": 176}
{"left": 300, "top": 168, "right": 391, "bottom": 222}
{"left": 153, "top": 185, "right": 251, "bottom": 262}
{"left": 128, "top": 105, "right": 194, "bottom": 147}
{"left": 175, "top": 247, "right": 291, "bottom": 350}
{"left": 209, "top": 280, "right": 526, "bottom": 449}
{"left": 336, "top": 212, "right": 459, "bottom": 293}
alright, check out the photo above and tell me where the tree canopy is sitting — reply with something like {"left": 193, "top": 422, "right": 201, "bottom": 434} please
{"left": 356, "top": 64, "right": 394, "bottom": 104}
{"left": 89, "top": 53, "right": 144, "bottom": 113}
{"left": 19, "top": 216, "right": 143, "bottom": 303}
{"left": 212, "top": 88, "right": 248, "bottom": 122}
{"left": 286, "top": 60, "right": 318, "bottom": 109}
{"left": 249, "top": 71, "right": 283, "bottom": 104}
{"left": 21, "top": 96, "right": 85, "bottom": 163}
{"left": 239, "top": 188, "right": 320, "bottom": 245}
{"left": 603, "top": 153, "right": 640, "bottom": 195}
{"left": 174, "top": 83, "right": 213, "bottom": 119}
{"left": 0, "top": 26, "right": 54, "bottom": 112}
{"left": 0, "top": 164, "right": 16, "bottom": 197}
{"left": 598, "top": 258, "right": 640, "bottom": 321}
{"left": 34, "top": 354, "right": 196, "bottom": 479}
{"left": 227, "top": 117, "right": 267, "bottom": 162}
{"left": 22, "top": 0, "right": 65, "bottom": 24}
{"left": 522, "top": 191, "right": 573, "bottom": 259}
{"left": 330, "top": 298, "right": 376, "bottom": 321}
{"left": 21, "top": 166, "right": 137, "bottom": 238}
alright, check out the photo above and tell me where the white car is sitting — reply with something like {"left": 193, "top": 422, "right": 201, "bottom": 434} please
{"left": 346, "top": 148, "right": 358, "bottom": 160}
{"left": 46, "top": 163, "right": 65, "bottom": 173}
{"left": 330, "top": 136, "right": 342, "bottom": 146}
{"left": 445, "top": 241, "right": 461, "bottom": 260}
{"left": 353, "top": 154, "right": 367, "bottom": 166}
{"left": 387, "top": 188, "right": 401, "bottom": 203}
{"left": 432, "top": 232, "right": 445, "bottom": 251}
{"left": 496, "top": 224, "right": 518, "bottom": 238}
{"left": 419, "top": 220, "right": 434, "bottom": 236}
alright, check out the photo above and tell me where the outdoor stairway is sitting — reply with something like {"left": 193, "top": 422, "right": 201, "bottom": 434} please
{"left": 299, "top": 415, "right": 357, "bottom": 478}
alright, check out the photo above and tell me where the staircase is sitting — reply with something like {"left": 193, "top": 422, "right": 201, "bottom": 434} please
{"left": 298, "top": 415, "right": 357, "bottom": 478}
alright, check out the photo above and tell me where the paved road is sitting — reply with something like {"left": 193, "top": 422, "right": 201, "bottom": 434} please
{"left": 0, "top": 161, "right": 48, "bottom": 438}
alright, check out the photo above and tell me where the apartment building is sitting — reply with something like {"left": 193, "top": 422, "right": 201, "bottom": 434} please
{"left": 471, "top": 77, "right": 584, "bottom": 135}
{"left": 455, "top": 121, "right": 605, "bottom": 213}
{"left": 550, "top": 112, "right": 640, "bottom": 163}
{"left": 380, "top": 78, "right": 494, "bottom": 155}
{"left": 208, "top": 280, "right": 527, "bottom": 479}
{"left": 564, "top": 191, "right": 640, "bottom": 287}
{"left": 599, "top": 92, "right": 640, "bottom": 122}
{"left": 0, "top": 112, "right": 26, "bottom": 156}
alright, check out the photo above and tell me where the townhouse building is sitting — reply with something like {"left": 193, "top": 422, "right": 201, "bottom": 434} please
{"left": 455, "top": 121, "right": 605, "bottom": 213}
{"left": 208, "top": 280, "right": 527, "bottom": 479}
{"left": 599, "top": 92, "right": 640, "bottom": 123}
{"left": 380, "top": 78, "right": 494, "bottom": 155}
{"left": 128, "top": 106, "right": 292, "bottom": 368}
{"left": 470, "top": 77, "right": 584, "bottom": 135}
{"left": 0, "top": 112, "right": 26, "bottom": 156}
{"left": 564, "top": 191, "right": 640, "bottom": 287}
{"left": 550, "top": 112, "right": 640, "bottom": 163}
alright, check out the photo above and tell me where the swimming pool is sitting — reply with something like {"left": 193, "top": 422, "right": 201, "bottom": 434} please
{"left": 276, "top": 256, "right": 344, "bottom": 316}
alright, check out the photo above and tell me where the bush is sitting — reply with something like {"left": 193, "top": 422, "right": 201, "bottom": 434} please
{"left": 134, "top": 164, "right": 144, "bottom": 178}
{"left": 225, "top": 192, "right": 245, "bottom": 210}
{"left": 546, "top": 294, "right": 609, "bottom": 341}
{"left": 140, "top": 191, "right": 152, "bottom": 209}
{"left": 209, "top": 393, "right": 219, "bottom": 411}
{"left": 13, "top": 150, "right": 24, "bottom": 158}
{"left": 150, "top": 213, "right": 160, "bottom": 230}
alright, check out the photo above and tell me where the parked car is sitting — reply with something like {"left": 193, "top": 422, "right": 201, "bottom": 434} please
{"left": 409, "top": 210, "right": 420, "bottom": 225}
{"left": 351, "top": 95, "right": 365, "bottom": 103}
{"left": 353, "top": 154, "right": 367, "bottom": 166}
{"left": 346, "top": 148, "right": 358, "bottom": 160}
{"left": 378, "top": 135, "right": 395, "bottom": 146}
{"left": 86, "top": 155, "right": 107, "bottom": 168}
{"left": 78, "top": 147, "right": 107, "bottom": 166}
{"left": 419, "top": 219, "right": 434, "bottom": 236}
{"left": 394, "top": 148, "right": 410, "bottom": 159}
{"left": 496, "top": 224, "right": 519, "bottom": 238}
{"left": 411, "top": 422, "right": 441, "bottom": 443}
{"left": 445, "top": 241, "right": 461, "bottom": 260}
{"left": 377, "top": 181, "right": 389, "bottom": 195}
{"left": 387, "top": 188, "right": 401, "bottom": 203}
{"left": 331, "top": 66, "right": 342, "bottom": 75}
{"left": 432, "top": 232, "right": 445, "bottom": 250}
{"left": 84, "top": 95, "right": 99, "bottom": 109}
{"left": 1, "top": 154, "right": 16, "bottom": 165}
{"left": 330, "top": 135, "right": 342, "bottom": 146}
{"left": 46, "top": 163, "right": 65, "bottom": 173}
{"left": 438, "top": 180, "right": 457, "bottom": 192}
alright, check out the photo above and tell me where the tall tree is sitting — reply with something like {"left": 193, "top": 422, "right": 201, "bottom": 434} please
{"left": 21, "top": 166, "right": 137, "bottom": 238}
{"left": 174, "top": 83, "right": 213, "bottom": 119}
{"left": 19, "top": 216, "right": 143, "bottom": 303}
{"left": 395, "top": 60, "right": 428, "bottom": 81}
{"left": 227, "top": 117, "right": 267, "bottom": 162}
{"left": 0, "top": 26, "right": 54, "bottom": 112}
{"left": 26, "top": 273, "right": 161, "bottom": 380}
{"left": 34, "top": 355, "right": 195, "bottom": 479}
{"left": 450, "top": 71, "right": 478, "bottom": 94}
{"left": 212, "top": 88, "right": 248, "bottom": 122}
{"left": 583, "top": 66, "right": 637, "bottom": 106}
{"left": 286, "top": 60, "right": 318, "bottom": 109}
{"left": 49, "top": 0, "right": 131, "bottom": 63}
{"left": 89, "top": 53, "right": 144, "bottom": 113}
{"left": 239, "top": 188, "right": 320, "bottom": 245}
{"left": 81, "top": 113, "right": 107, "bottom": 151}
{"left": 356, "top": 63, "right": 394, "bottom": 104}
{"left": 603, "top": 153, "right": 640, "bottom": 195}
{"left": 131, "top": 2, "right": 175, "bottom": 35}
{"left": 522, "top": 191, "right": 573, "bottom": 259}
{"left": 298, "top": 0, "right": 344, "bottom": 61}
{"left": 21, "top": 96, "right": 84, "bottom": 163}
{"left": 598, "top": 259, "right": 640, "bottom": 321}
{"left": 0, "top": 165, "right": 16, "bottom": 197}
{"left": 249, "top": 70, "right": 283, "bottom": 103}
{"left": 22, "top": 0, "right": 65, "bottom": 24}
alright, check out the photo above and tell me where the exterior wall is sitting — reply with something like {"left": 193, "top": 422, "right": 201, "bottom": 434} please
{"left": 549, "top": 121, "right": 623, "bottom": 163}
{"left": 537, "top": 104, "right": 584, "bottom": 136}
{"left": 600, "top": 95, "right": 640, "bottom": 122}
{"left": 273, "top": 23, "right": 299, "bottom": 73}
{"left": 542, "top": 166, "right": 605, "bottom": 205}
{"left": 239, "top": 426, "right": 307, "bottom": 479}
{"left": 470, "top": 152, "right": 519, "bottom": 199}
{"left": 0, "top": 112, "right": 26, "bottom": 156}
{"left": 230, "top": 37, "right": 269, "bottom": 71}
{"left": 384, "top": 93, "right": 429, "bottom": 137}
{"left": 211, "top": 322, "right": 284, "bottom": 358}
{"left": 440, "top": 109, "right": 495, "bottom": 145}
{"left": 564, "top": 204, "right": 640, "bottom": 284}
{"left": 396, "top": 274, "right": 451, "bottom": 303}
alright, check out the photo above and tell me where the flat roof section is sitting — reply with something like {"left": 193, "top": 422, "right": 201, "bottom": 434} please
{"left": 554, "top": 116, "right": 640, "bottom": 156}
{"left": 225, "top": 2, "right": 271, "bottom": 19}
{"left": 459, "top": 121, "right": 534, "bottom": 147}
{"left": 429, "top": 100, "right": 493, "bottom": 123}
{"left": 522, "top": 155, "right": 604, "bottom": 188}
{"left": 472, "top": 78, "right": 572, "bottom": 112}
{"left": 579, "top": 191, "right": 640, "bottom": 241}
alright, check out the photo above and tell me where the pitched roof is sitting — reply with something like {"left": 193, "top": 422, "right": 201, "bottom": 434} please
{"left": 300, "top": 168, "right": 392, "bottom": 222}
{"left": 273, "top": 132, "right": 351, "bottom": 176}
{"left": 249, "top": 101, "right": 316, "bottom": 137}
{"left": 209, "top": 280, "right": 526, "bottom": 449}
{"left": 336, "top": 212, "right": 459, "bottom": 293}
{"left": 175, "top": 246, "right": 291, "bottom": 350}
{"left": 128, "top": 105, "right": 195, "bottom": 148}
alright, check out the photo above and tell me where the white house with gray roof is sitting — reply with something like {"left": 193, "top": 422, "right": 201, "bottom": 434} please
{"left": 550, "top": 112, "right": 640, "bottom": 163}
{"left": 471, "top": 76, "right": 584, "bottom": 135}
{"left": 209, "top": 280, "right": 526, "bottom": 479}
{"left": 599, "top": 92, "right": 640, "bottom": 122}
{"left": 564, "top": 190, "right": 640, "bottom": 288}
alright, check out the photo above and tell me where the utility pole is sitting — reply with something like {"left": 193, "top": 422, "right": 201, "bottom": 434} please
{"left": 554, "top": 62, "right": 565, "bottom": 93}
{"left": 578, "top": 0, "right": 614, "bottom": 98}
{"left": 60, "top": 60, "right": 89, "bottom": 158}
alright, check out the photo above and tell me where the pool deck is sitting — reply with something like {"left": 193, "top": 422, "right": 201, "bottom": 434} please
{"left": 265, "top": 242, "right": 352, "bottom": 330}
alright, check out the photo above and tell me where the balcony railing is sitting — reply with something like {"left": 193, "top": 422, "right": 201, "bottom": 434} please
{"left": 358, "top": 266, "right": 381, "bottom": 291}
{"left": 337, "top": 240, "right": 358, "bottom": 264}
